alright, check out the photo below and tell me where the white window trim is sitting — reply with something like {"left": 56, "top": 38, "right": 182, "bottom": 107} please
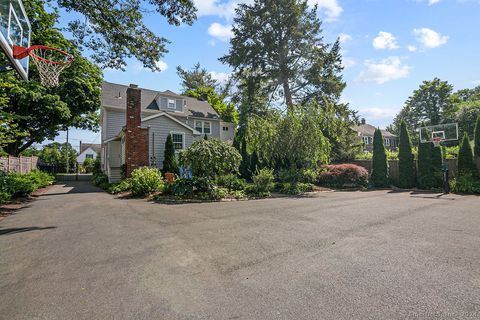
{"left": 194, "top": 120, "right": 212, "bottom": 135}
{"left": 167, "top": 99, "right": 176, "bottom": 109}
{"left": 363, "top": 136, "right": 369, "bottom": 145}
{"left": 384, "top": 138, "right": 391, "bottom": 147}
{"left": 170, "top": 131, "right": 185, "bottom": 152}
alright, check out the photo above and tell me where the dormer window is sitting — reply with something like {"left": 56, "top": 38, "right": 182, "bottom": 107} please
{"left": 168, "top": 99, "right": 176, "bottom": 109}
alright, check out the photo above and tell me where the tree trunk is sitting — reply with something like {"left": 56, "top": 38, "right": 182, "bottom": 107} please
{"left": 283, "top": 80, "right": 294, "bottom": 111}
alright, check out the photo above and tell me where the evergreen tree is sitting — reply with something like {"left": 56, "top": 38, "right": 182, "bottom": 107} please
{"left": 474, "top": 114, "right": 480, "bottom": 159}
{"left": 417, "top": 141, "right": 442, "bottom": 189}
{"left": 204, "top": 134, "right": 208, "bottom": 140}
{"left": 371, "top": 128, "right": 389, "bottom": 187}
{"left": 398, "top": 121, "right": 415, "bottom": 188}
{"left": 221, "top": 0, "right": 345, "bottom": 110}
{"left": 457, "top": 133, "right": 477, "bottom": 177}
{"left": 163, "top": 134, "right": 177, "bottom": 174}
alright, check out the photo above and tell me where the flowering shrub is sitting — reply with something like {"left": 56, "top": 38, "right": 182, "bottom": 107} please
{"left": 318, "top": 164, "right": 369, "bottom": 188}
{"left": 130, "top": 167, "right": 164, "bottom": 196}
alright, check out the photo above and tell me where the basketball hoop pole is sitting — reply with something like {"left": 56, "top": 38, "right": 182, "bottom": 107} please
{"left": 440, "top": 141, "right": 450, "bottom": 194}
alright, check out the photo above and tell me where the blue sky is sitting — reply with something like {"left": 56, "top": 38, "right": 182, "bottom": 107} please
{"left": 45, "top": 0, "right": 480, "bottom": 151}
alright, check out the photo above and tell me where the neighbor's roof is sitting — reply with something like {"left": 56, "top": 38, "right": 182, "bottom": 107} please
{"left": 80, "top": 143, "right": 101, "bottom": 154}
{"left": 101, "top": 81, "right": 220, "bottom": 119}
{"left": 353, "top": 123, "right": 397, "bottom": 138}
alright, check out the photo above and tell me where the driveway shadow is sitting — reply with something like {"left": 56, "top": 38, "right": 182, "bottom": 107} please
{"left": 0, "top": 226, "right": 57, "bottom": 236}
{"left": 41, "top": 181, "right": 102, "bottom": 196}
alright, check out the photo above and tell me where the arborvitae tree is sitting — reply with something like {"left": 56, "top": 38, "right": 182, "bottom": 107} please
{"left": 474, "top": 114, "right": 480, "bottom": 159}
{"left": 431, "top": 144, "right": 443, "bottom": 187}
{"left": 163, "top": 134, "right": 177, "bottom": 174}
{"left": 458, "top": 133, "right": 477, "bottom": 177}
{"left": 371, "top": 128, "right": 389, "bottom": 187}
{"left": 417, "top": 141, "right": 431, "bottom": 189}
{"left": 417, "top": 141, "right": 443, "bottom": 189}
{"left": 249, "top": 150, "right": 259, "bottom": 176}
{"left": 398, "top": 121, "right": 415, "bottom": 188}
{"left": 204, "top": 134, "right": 208, "bottom": 140}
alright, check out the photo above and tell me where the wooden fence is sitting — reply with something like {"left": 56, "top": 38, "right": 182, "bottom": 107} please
{"left": 0, "top": 156, "right": 39, "bottom": 174}
{"left": 351, "top": 159, "right": 460, "bottom": 183}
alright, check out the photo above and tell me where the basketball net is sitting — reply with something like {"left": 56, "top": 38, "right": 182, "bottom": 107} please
{"left": 13, "top": 45, "right": 74, "bottom": 87}
{"left": 432, "top": 137, "right": 443, "bottom": 147}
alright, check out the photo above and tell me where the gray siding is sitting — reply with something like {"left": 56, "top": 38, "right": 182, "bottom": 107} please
{"left": 143, "top": 116, "right": 196, "bottom": 169}
{"left": 186, "top": 118, "right": 221, "bottom": 139}
{"left": 157, "top": 95, "right": 184, "bottom": 113}
{"left": 105, "top": 110, "right": 125, "bottom": 139}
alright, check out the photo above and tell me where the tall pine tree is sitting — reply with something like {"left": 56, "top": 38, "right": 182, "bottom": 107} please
{"left": 371, "top": 129, "right": 389, "bottom": 187}
{"left": 398, "top": 121, "right": 415, "bottom": 188}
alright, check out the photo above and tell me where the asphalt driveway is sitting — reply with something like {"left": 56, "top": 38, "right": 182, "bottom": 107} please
{"left": 0, "top": 182, "right": 479, "bottom": 320}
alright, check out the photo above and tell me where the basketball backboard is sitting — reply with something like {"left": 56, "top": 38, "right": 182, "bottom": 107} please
{"left": 0, "top": 0, "right": 31, "bottom": 80}
{"left": 419, "top": 123, "right": 459, "bottom": 144}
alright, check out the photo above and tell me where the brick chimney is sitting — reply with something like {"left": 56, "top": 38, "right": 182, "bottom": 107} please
{"left": 125, "top": 84, "right": 149, "bottom": 177}
{"left": 361, "top": 118, "right": 366, "bottom": 125}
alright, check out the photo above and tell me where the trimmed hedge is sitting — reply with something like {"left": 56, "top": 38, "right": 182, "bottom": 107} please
{"left": 318, "top": 164, "right": 369, "bottom": 188}
{"left": 371, "top": 128, "right": 389, "bottom": 187}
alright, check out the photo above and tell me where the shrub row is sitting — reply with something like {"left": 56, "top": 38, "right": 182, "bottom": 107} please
{"left": 0, "top": 170, "right": 55, "bottom": 204}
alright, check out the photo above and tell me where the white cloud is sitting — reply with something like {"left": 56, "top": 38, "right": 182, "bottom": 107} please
{"left": 342, "top": 57, "right": 357, "bottom": 69}
{"left": 155, "top": 60, "right": 168, "bottom": 72}
{"left": 413, "top": 28, "right": 448, "bottom": 49}
{"left": 208, "top": 22, "right": 233, "bottom": 41}
{"left": 373, "top": 32, "right": 399, "bottom": 50}
{"left": 472, "top": 80, "right": 480, "bottom": 86}
{"left": 308, "top": 0, "right": 344, "bottom": 21}
{"left": 428, "top": 0, "right": 441, "bottom": 5}
{"left": 356, "top": 56, "right": 411, "bottom": 84}
{"left": 210, "top": 71, "right": 231, "bottom": 83}
{"left": 407, "top": 45, "right": 417, "bottom": 52}
{"left": 339, "top": 33, "right": 352, "bottom": 43}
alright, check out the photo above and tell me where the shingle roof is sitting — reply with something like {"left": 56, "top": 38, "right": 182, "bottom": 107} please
{"left": 353, "top": 123, "right": 397, "bottom": 138}
{"left": 80, "top": 143, "right": 101, "bottom": 154}
{"left": 101, "top": 81, "right": 220, "bottom": 119}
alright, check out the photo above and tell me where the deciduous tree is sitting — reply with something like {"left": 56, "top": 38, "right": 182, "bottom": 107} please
{"left": 57, "top": 0, "right": 197, "bottom": 70}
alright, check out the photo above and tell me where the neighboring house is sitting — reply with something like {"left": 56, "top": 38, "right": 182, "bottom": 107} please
{"left": 353, "top": 118, "right": 398, "bottom": 152}
{"left": 77, "top": 142, "right": 101, "bottom": 164}
{"left": 100, "top": 82, "right": 235, "bottom": 182}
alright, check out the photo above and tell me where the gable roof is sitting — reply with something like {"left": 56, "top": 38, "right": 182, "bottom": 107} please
{"left": 353, "top": 123, "right": 397, "bottom": 138}
{"left": 141, "top": 112, "right": 202, "bottom": 135}
{"left": 80, "top": 143, "right": 101, "bottom": 154}
{"left": 101, "top": 81, "right": 221, "bottom": 119}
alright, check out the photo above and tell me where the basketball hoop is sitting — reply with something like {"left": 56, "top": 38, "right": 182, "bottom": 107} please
{"left": 13, "top": 45, "right": 74, "bottom": 87}
{"left": 432, "top": 137, "right": 443, "bottom": 148}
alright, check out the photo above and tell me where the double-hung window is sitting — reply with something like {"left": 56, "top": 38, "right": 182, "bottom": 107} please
{"left": 168, "top": 99, "right": 176, "bottom": 109}
{"left": 384, "top": 138, "right": 391, "bottom": 147}
{"left": 194, "top": 120, "right": 211, "bottom": 135}
{"left": 363, "top": 136, "right": 369, "bottom": 145}
{"left": 86, "top": 154, "right": 94, "bottom": 159}
{"left": 171, "top": 133, "right": 185, "bottom": 151}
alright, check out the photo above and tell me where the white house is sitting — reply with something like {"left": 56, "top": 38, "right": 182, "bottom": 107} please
{"left": 77, "top": 142, "right": 101, "bottom": 164}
